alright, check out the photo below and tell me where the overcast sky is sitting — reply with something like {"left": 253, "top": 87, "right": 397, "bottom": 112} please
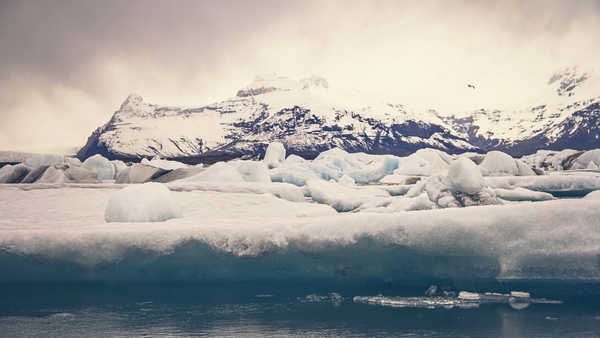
{"left": 1, "top": 0, "right": 599, "bottom": 153}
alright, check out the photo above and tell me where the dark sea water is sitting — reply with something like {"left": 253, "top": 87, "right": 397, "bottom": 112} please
{"left": 1, "top": 282, "right": 599, "bottom": 337}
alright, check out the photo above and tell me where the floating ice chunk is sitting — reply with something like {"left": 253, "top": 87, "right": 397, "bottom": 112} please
{"left": 83, "top": 154, "right": 115, "bottom": 180}
{"left": 394, "top": 154, "right": 434, "bottom": 176}
{"left": 394, "top": 149, "right": 450, "bottom": 177}
{"left": 168, "top": 181, "right": 306, "bottom": 203}
{"left": 572, "top": 149, "right": 600, "bottom": 170}
{"left": 0, "top": 164, "right": 30, "bottom": 183}
{"left": 105, "top": 182, "right": 182, "bottom": 223}
{"left": 485, "top": 175, "right": 600, "bottom": 196}
{"left": 338, "top": 175, "right": 355, "bottom": 186}
{"left": 141, "top": 158, "right": 187, "bottom": 170}
{"left": 587, "top": 161, "right": 599, "bottom": 170}
{"left": 152, "top": 167, "right": 204, "bottom": 183}
{"left": 184, "top": 162, "right": 244, "bottom": 183}
{"left": 510, "top": 291, "right": 530, "bottom": 298}
{"left": 270, "top": 164, "right": 321, "bottom": 186}
{"left": 305, "top": 179, "right": 390, "bottom": 212}
{"left": 283, "top": 154, "right": 306, "bottom": 165}
{"left": 64, "top": 166, "right": 99, "bottom": 183}
{"left": 480, "top": 151, "right": 519, "bottom": 176}
{"left": 116, "top": 164, "right": 168, "bottom": 184}
{"left": 263, "top": 142, "right": 286, "bottom": 169}
{"left": 448, "top": 157, "right": 484, "bottom": 194}
{"left": 35, "top": 166, "right": 66, "bottom": 183}
{"left": 495, "top": 187, "right": 554, "bottom": 202}
{"left": 25, "top": 154, "right": 65, "bottom": 168}
{"left": 458, "top": 291, "right": 480, "bottom": 300}
{"left": 348, "top": 156, "right": 399, "bottom": 184}
{"left": 65, "top": 157, "right": 82, "bottom": 167}
{"left": 515, "top": 159, "right": 536, "bottom": 176}
{"left": 584, "top": 190, "right": 600, "bottom": 200}
{"left": 380, "top": 175, "right": 422, "bottom": 185}
{"left": 229, "top": 160, "right": 271, "bottom": 183}
{"left": 111, "top": 160, "right": 128, "bottom": 177}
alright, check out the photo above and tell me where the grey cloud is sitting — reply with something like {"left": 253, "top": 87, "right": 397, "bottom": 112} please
{"left": 0, "top": 0, "right": 599, "bottom": 152}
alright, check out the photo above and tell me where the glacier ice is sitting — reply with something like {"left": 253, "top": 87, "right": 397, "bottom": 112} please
{"left": 447, "top": 157, "right": 484, "bottom": 194}
{"left": 82, "top": 154, "right": 115, "bottom": 180}
{"left": 495, "top": 187, "right": 554, "bottom": 202}
{"left": 1, "top": 185, "right": 600, "bottom": 282}
{"left": 571, "top": 149, "right": 600, "bottom": 170}
{"left": 141, "top": 157, "right": 188, "bottom": 170}
{"left": 116, "top": 164, "right": 168, "bottom": 184}
{"left": 263, "top": 142, "right": 286, "bottom": 169}
{"left": 229, "top": 160, "right": 271, "bottom": 183}
{"left": 183, "top": 162, "right": 245, "bottom": 183}
{"left": 0, "top": 164, "right": 30, "bottom": 183}
{"left": 105, "top": 182, "right": 182, "bottom": 222}
{"left": 24, "top": 154, "right": 65, "bottom": 168}
{"left": 584, "top": 190, "right": 600, "bottom": 200}
{"left": 64, "top": 166, "right": 99, "bottom": 183}
{"left": 480, "top": 151, "right": 521, "bottom": 176}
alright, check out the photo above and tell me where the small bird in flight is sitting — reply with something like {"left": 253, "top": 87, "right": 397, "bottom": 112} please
{"left": 467, "top": 84, "right": 476, "bottom": 89}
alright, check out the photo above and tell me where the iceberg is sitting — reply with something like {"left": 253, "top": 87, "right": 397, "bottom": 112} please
{"left": 1, "top": 185, "right": 600, "bottom": 283}
{"left": 447, "top": 157, "right": 484, "bottom": 194}
{"left": 480, "top": 151, "right": 534, "bottom": 176}
{"left": 105, "top": 182, "right": 182, "bottom": 222}
{"left": 82, "top": 154, "right": 115, "bottom": 180}
{"left": 263, "top": 142, "right": 286, "bottom": 169}
{"left": 229, "top": 160, "right": 272, "bottom": 183}
{"left": 183, "top": 162, "right": 244, "bottom": 183}
{"left": 24, "top": 154, "right": 65, "bottom": 168}
{"left": 0, "top": 164, "right": 30, "bottom": 183}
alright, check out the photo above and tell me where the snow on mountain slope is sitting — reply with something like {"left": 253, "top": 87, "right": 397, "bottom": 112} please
{"left": 440, "top": 67, "right": 600, "bottom": 155}
{"left": 78, "top": 67, "right": 600, "bottom": 162}
{"left": 78, "top": 75, "right": 476, "bottom": 162}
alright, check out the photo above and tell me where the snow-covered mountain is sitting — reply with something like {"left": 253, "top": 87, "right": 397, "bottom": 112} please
{"left": 78, "top": 68, "right": 600, "bottom": 162}
{"left": 441, "top": 67, "right": 600, "bottom": 156}
{"left": 78, "top": 74, "right": 475, "bottom": 163}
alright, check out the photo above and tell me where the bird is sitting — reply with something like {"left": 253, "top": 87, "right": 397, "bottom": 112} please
{"left": 467, "top": 84, "right": 476, "bottom": 89}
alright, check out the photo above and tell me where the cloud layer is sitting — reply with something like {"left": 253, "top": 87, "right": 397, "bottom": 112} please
{"left": 1, "top": 0, "right": 599, "bottom": 152}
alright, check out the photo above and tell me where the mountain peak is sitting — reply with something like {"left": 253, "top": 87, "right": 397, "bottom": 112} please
{"left": 547, "top": 66, "right": 591, "bottom": 97}
{"left": 120, "top": 93, "right": 144, "bottom": 109}
{"left": 236, "top": 74, "right": 329, "bottom": 97}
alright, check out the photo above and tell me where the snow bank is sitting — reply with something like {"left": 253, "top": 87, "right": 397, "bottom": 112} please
{"left": 82, "top": 154, "right": 115, "bottom": 180}
{"left": 263, "top": 142, "right": 286, "bottom": 169}
{"left": 105, "top": 182, "right": 182, "bottom": 222}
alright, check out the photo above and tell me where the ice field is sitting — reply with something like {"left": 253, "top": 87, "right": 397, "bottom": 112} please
{"left": 1, "top": 144, "right": 600, "bottom": 285}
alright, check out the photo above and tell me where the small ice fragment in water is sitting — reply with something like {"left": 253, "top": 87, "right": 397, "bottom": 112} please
{"left": 458, "top": 291, "right": 480, "bottom": 300}
{"left": 510, "top": 291, "right": 530, "bottom": 298}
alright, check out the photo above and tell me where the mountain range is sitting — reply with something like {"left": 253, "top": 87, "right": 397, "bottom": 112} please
{"left": 77, "top": 67, "right": 600, "bottom": 163}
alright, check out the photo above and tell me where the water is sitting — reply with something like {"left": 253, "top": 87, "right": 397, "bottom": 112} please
{"left": 1, "top": 283, "right": 599, "bottom": 337}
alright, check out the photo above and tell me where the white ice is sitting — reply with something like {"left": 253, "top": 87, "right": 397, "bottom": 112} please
{"left": 105, "top": 182, "right": 182, "bottom": 222}
{"left": 82, "top": 154, "right": 116, "bottom": 180}
{"left": 263, "top": 142, "right": 286, "bottom": 169}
